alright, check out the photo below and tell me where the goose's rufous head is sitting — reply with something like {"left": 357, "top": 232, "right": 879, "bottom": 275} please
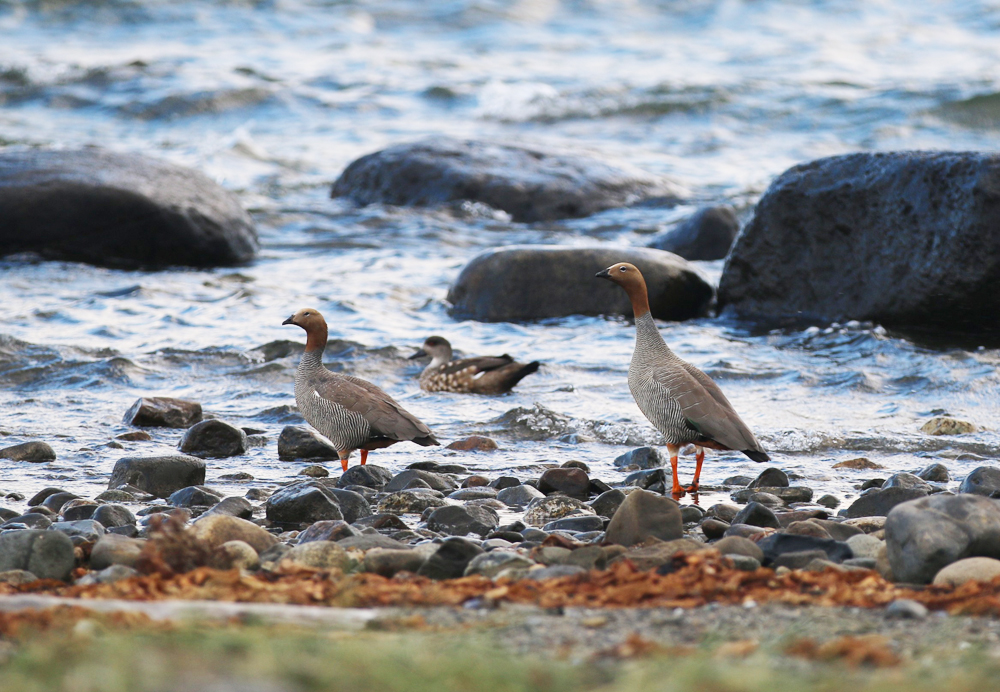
{"left": 282, "top": 308, "right": 328, "bottom": 351}
{"left": 595, "top": 262, "right": 650, "bottom": 317}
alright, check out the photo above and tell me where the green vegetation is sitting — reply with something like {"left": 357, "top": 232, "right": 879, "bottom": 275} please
{"left": 1, "top": 621, "right": 998, "bottom": 692}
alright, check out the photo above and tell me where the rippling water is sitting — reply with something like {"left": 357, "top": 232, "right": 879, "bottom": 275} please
{"left": 1, "top": 0, "right": 999, "bottom": 511}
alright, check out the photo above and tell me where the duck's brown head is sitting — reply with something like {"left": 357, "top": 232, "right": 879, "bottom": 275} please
{"left": 409, "top": 335, "right": 453, "bottom": 362}
{"left": 595, "top": 262, "right": 650, "bottom": 317}
{"left": 282, "top": 308, "right": 328, "bottom": 350}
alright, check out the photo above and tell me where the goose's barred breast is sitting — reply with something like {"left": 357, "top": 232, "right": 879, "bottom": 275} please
{"left": 294, "top": 351, "right": 370, "bottom": 451}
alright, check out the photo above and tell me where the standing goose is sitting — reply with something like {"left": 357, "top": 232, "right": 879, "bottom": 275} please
{"left": 409, "top": 336, "right": 540, "bottom": 394}
{"left": 283, "top": 308, "right": 439, "bottom": 471}
{"left": 596, "top": 263, "right": 768, "bottom": 496}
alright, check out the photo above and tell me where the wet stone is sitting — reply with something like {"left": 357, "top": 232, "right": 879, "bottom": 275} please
{"left": 95, "top": 490, "right": 137, "bottom": 503}
{"left": 624, "top": 468, "right": 666, "bottom": 490}
{"left": 723, "top": 475, "right": 754, "bottom": 486}
{"left": 700, "top": 518, "right": 730, "bottom": 540}
{"left": 52, "top": 519, "right": 105, "bottom": 542}
{"left": 168, "top": 485, "right": 224, "bottom": 508}
{"left": 462, "top": 476, "right": 490, "bottom": 488}
{"left": 537, "top": 468, "right": 590, "bottom": 500}
{"left": 407, "top": 461, "right": 467, "bottom": 474}
{"left": 265, "top": 482, "right": 343, "bottom": 525}
{"left": 299, "top": 465, "right": 329, "bottom": 478}
{"left": 42, "top": 492, "right": 80, "bottom": 513}
{"left": 933, "top": 557, "right": 1000, "bottom": 587}
{"left": 448, "top": 487, "right": 498, "bottom": 501}
{"left": 845, "top": 486, "right": 930, "bottom": 518}
{"left": 297, "top": 520, "right": 358, "bottom": 544}
{"left": 680, "top": 505, "right": 705, "bottom": 524}
{"left": 278, "top": 541, "right": 350, "bottom": 571}
{"left": 108, "top": 455, "right": 206, "bottom": 498}
{"left": 384, "top": 469, "right": 457, "bottom": 493}
{"left": 757, "top": 533, "right": 853, "bottom": 566}
{"left": 116, "top": 431, "right": 153, "bottom": 442}
{"left": 605, "top": 489, "right": 682, "bottom": 547}
{"left": 124, "top": 397, "right": 202, "bottom": 429}
{"left": 0, "top": 441, "right": 56, "bottom": 462}
{"left": 426, "top": 504, "right": 499, "bottom": 537}
{"left": 2, "top": 514, "right": 52, "bottom": 530}
{"left": 0, "top": 569, "right": 38, "bottom": 585}
{"left": 958, "top": 466, "right": 1000, "bottom": 496}
{"left": 589, "top": 489, "right": 627, "bottom": 519}
{"left": 748, "top": 468, "right": 789, "bottom": 488}
{"left": 724, "top": 524, "right": 768, "bottom": 540}
{"left": 353, "top": 513, "right": 409, "bottom": 531}
{"left": 613, "top": 447, "right": 665, "bottom": 470}
{"left": 845, "top": 533, "right": 884, "bottom": 560}
{"left": 731, "top": 486, "right": 813, "bottom": 504}
{"left": 278, "top": 425, "right": 339, "bottom": 461}
{"left": 921, "top": 416, "right": 977, "bottom": 436}
{"left": 833, "top": 457, "right": 884, "bottom": 470}
{"left": 0, "top": 529, "right": 75, "bottom": 580}
{"left": 817, "top": 494, "right": 840, "bottom": 509}
{"left": 497, "top": 484, "right": 545, "bottom": 507}
{"left": 882, "top": 472, "right": 932, "bottom": 492}
{"left": 861, "top": 478, "right": 887, "bottom": 490}
{"left": 731, "top": 502, "right": 780, "bottom": 529}
{"left": 190, "top": 514, "right": 277, "bottom": 553}
{"left": 542, "top": 515, "right": 605, "bottom": 533}
{"left": 727, "top": 555, "right": 762, "bottom": 571}
{"left": 0, "top": 508, "right": 18, "bottom": 522}
{"left": 208, "top": 541, "right": 260, "bottom": 571}
{"left": 417, "top": 537, "right": 483, "bottom": 580}
{"left": 178, "top": 419, "right": 248, "bottom": 459}
{"left": 77, "top": 564, "right": 140, "bottom": 586}
{"left": 488, "top": 476, "right": 521, "bottom": 490}
{"left": 245, "top": 488, "right": 271, "bottom": 501}
{"left": 445, "top": 435, "right": 499, "bottom": 452}
{"left": 524, "top": 496, "right": 595, "bottom": 527}
{"left": 464, "top": 551, "right": 535, "bottom": 578}
{"left": 323, "top": 488, "right": 372, "bottom": 524}
{"left": 61, "top": 501, "right": 99, "bottom": 522}
{"left": 377, "top": 490, "right": 447, "bottom": 515}
{"left": 706, "top": 503, "right": 740, "bottom": 523}
{"left": 363, "top": 548, "right": 425, "bottom": 577}
{"left": 200, "top": 496, "right": 253, "bottom": 520}
{"left": 219, "top": 472, "right": 255, "bottom": 481}
{"left": 92, "top": 504, "right": 136, "bottom": 528}
{"left": 917, "top": 463, "right": 950, "bottom": 483}
{"left": 89, "top": 534, "right": 145, "bottom": 570}
{"left": 335, "top": 464, "right": 393, "bottom": 490}
{"left": 713, "top": 536, "right": 764, "bottom": 562}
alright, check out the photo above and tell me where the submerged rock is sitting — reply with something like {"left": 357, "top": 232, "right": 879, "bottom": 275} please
{"left": 648, "top": 205, "right": 740, "bottom": 261}
{"left": 447, "top": 246, "right": 713, "bottom": 322}
{"left": 445, "top": 435, "right": 499, "bottom": 452}
{"left": 331, "top": 137, "right": 684, "bottom": 222}
{"left": 0, "top": 441, "right": 55, "bottom": 462}
{"left": 718, "top": 151, "right": 1000, "bottom": 333}
{"left": 0, "top": 148, "right": 258, "bottom": 269}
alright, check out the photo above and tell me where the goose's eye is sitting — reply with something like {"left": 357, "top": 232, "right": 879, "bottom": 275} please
{"left": 619, "top": 266, "right": 627, "bottom": 273}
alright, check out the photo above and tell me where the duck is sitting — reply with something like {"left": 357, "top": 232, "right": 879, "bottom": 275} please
{"left": 596, "top": 262, "right": 768, "bottom": 496}
{"left": 409, "top": 335, "right": 540, "bottom": 394}
{"left": 282, "top": 308, "right": 439, "bottom": 471}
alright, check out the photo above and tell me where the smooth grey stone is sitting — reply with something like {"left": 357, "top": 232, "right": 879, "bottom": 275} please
{"left": 200, "top": 497, "right": 253, "bottom": 520}
{"left": 336, "top": 464, "right": 393, "bottom": 489}
{"left": 732, "top": 502, "right": 780, "bottom": 529}
{"left": 727, "top": 555, "right": 762, "bottom": 572}
{"left": 882, "top": 472, "right": 932, "bottom": 492}
{"left": 0, "top": 440, "right": 56, "bottom": 462}
{"left": 846, "top": 486, "right": 930, "bottom": 518}
{"left": 613, "top": 447, "right": 665, "bottom": 470}
{"left": 604, "top": 489, "right": 682, "bottom": 547}
{"left": 277, "top": 425, "right": 338, "bottom": 461}
{"left": 917, "top": 463, "right": 950, "bottom": 483}
{"left": 589, "top": 489, "right": 627, "bottom": 519}
{"left": 107, "top": 455, "right": 206, "bottom": 498}
{"left": 497, "top": 484, "right": 545, "bottom": 507}
{"left": 168, "top": 485, "right": 224, "bottom": 508}
{"left": 298, "top": 520, "right": 359, "bottom": 544}
{"left": 542, "top": 515, "right": 605, "bottom": 533}
{"left": 76, "top": 564, "right": 139, "bottom": 586}
{"left": 178, "top": 419, "right": 248, "bottom": 459}
{"left": 885, "top": 599, "right": 929, "bottom": 619}
{"left": 0, "top": 529, "right": 74, "bottom": 580}
{"left": 426, "top": 505, "right": 499, "bottom": 538}
{"left": 265, "top": 481, "right": 343, "bottom": 525}
{"left": 416, "top": 537, "right": 483, "bottom": 580}
{"left": 384, "top": 469, "right": 457, "bottom": 493}
{"left": 51, "top": 519, "right": 105, "bottom": 542}
{"left": 959, "top": 466, "right": 1000, "bottom": 496}
{"left": 487, "top": 476, "right": 520, "bottom": 490}
{"left": 124, "top": 397, "right": 202, "bottom": 428}
{"left": 748, "top": 467, "right": 789, "bottom": 489}
{"left": 648, "top": 205, "right": 739, "bottom": 261}
{"left": 377, "top": 491, "right": 447, "bottom": 515}
{"left": 521, "top": 565, "right": 587, "bottom": 581}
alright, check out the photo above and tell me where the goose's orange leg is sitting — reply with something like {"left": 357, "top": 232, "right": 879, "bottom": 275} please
{"left": 360, "top": 449, "right": 368, "bottom": 466}
{"left": 685, "top": 447, "right": 705, "bottom": 493}
{"left": 339, "top": 452, "right": 349, "bottom": 472}
{"left": 667, "top": 443, "right": 685, "bottom": 497}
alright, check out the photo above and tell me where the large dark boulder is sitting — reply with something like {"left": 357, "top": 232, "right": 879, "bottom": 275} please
{"left": 648, "top": 206, "right": 740, "bottom": 261}
{"left": 177, "top": 420, "right": 248, "bottom": 459}
{"left": 447, "top": 246, "right": 713, "bottom": 322}
{"left": 0, "top": 149, "right": 258, "bottom": 269}
{"left": 718, "top": 152, "right": 1000, "bottom": 333}
{"left": 331, "top": 138, "right": 685, "bottom": 223}
{"left": 107, "top": 455, "right": 206, "bottom": 498}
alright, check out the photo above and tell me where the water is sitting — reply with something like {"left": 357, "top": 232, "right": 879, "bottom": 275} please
{"left": 1, "top": 0, "right": 999, "bottom": 513}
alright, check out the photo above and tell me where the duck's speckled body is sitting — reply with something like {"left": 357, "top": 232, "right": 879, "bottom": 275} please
{"left": 283, "top": 308, "right": 438, "bottom": 470}
{"left": 410, "top": 336, "right": 539, "bottom": 394}
{"left": 597, "top": 262, "right": 768, "bottom": 496}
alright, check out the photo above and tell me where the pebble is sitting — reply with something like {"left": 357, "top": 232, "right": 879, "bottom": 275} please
{"left": 76, "top": 564, "right": 140, "bottom": 586}
{"left": 325, "top": 487, "right": 372, "bottom": 524}
{"left": 168, "top": 485, "right": 224, "bottom": 508}
{"left": 116, "top": 431, "right": 153, "bottom": 442}
{"left": 917, "top": 463, "right": 950, "bottom": 482}
{"left": 464, "top": 551, "right": 535, "bottom": 578}
{"left": 0, "top": 441, "right": 56, "bottom": 462}
{"left": 277, "top": 541, "right": 350, "bottom": 571}
{"left": 417, "top": 537, "right": 483, "bottom": 580}
{"left": 932, "top": 557, "right": 1000, "bottom": 587}
{"left": 921, "top": 416, "right": 977, "bottom": 436}
{"left": 52, "top": 519, "right": 105, "bottom": 542}
{"left": 299, "top": 465, "right": 329, "bottom": 477}
{"left": 589, "top": 489, "right": 626, "bottom": 519}
{"left": 445, "top": 435, "right": 499, "bottom": 452}
{"left": 748, "top": 467, "right": 789, "bottom": 488}
{"left": 363, "top": 548, "right": 425, "bottom": 577}
{"left": 209, "top": 540, "right": 260, "bottom": 571}
{"left": 816, "top": 494, "right": 840, "bottom": 509}
{"left": 520, "top": 565, "right": 586, "bottom": 581}
{"left": 265, "top": 482, "right": 343, "bottom": 525}
{"left": 727, "top": 555, "right": 762, "bottom": 571}
{"left": 845, "top": 533, "right": 883, "bottom": 560}
{"left": 384, "top": 469, "right": 457, "bottom": 493}
{"left": 706, "top": 504, "right": 740, "bottom": 523}
{"left": 448, "top": 487, "right": 498, "bottom": 501}
{"left": 537, "top": 468, "right": 590, "bottom": 500}
{"left": 542, "top": 515, "right": 605, "bottom": 533}
{"left": 0, "top": 569, "right": 39, "bottom": 585}
{"left": 189, "top": 514, "right": 278, "bottom": 553}
{"left": 377, "top": 490, "right": 448, "bottom": 515}
{"left": 0, "top": 529, "right": 75, "bottom": 581}
{"left": 42, "top": 492, "right": 80, "bottom": 513}
{"left": 297, "top": 520, "right": 359, "bottom": 544}
{"left": 845, "top": 486, "right": 929, "bottom": 518}
{"left": 497, "top": 484, "right": 545, "bottom": 507}
{"left": 832, "top": 457, "right": 884, "bottom": 470}
{"left": 523, "top": 495, "right": 595, "bottom": 527}
{"left": 200, "top": 497, "right": 253, "bottom": 520}
{"left": 713, "top": 536, "right": 764, "bottom": 562}
{"left": 885, "top": 599, "right": 929, "bottom": 620}
{"left": 958, "top": 466, "right": 1000, "bottom": 496}
{"left": 700, "top": 518, "right": 729, "bottom": 540}
{"left": 488, "top": 476, "right": 520, "bottom": 490}
{"left": 732, "top": 502, "right": 780, "bottom": 529}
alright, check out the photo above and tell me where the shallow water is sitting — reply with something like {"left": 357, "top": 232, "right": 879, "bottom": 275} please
{"left": 1, "top": 0, "right": 999, "bottom": 513}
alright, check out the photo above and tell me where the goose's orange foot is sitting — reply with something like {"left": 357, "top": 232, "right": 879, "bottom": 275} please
{"left": 670, "top": 483, "right": 687, "bottom": 498}
{"left": 360, "top": 449, "right": 368, "bottom": 466}
{"left": 683, "top": 483, "right": 700, "bottom": 493}
{"left": 340, "top": 458, "right": 349, "bottom": 472}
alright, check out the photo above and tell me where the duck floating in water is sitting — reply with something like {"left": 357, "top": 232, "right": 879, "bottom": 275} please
{"left": 596, "top": 262, "right": 768, "bottom": 496}
{"left": 283, "top": 308, "right": 439, "bottom": 471}
{"left": 409, "top": 336, "right": 540, "bottom": 394}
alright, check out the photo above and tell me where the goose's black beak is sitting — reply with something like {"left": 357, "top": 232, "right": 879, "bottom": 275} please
{"left": 408, "top": 349, "right": 428, "bottom": 360}
{"left": 595, "top": 267, "right": 611, "bottom": 279}
{"left": 282, "top": 315, "right": 295, "bottom": 326}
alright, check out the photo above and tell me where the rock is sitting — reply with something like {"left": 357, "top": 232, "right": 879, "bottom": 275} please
{"left": 61, "top": 501, "right": 98, "bottom": 521}
{"left": 844, "top": 557, "right": 878, "bottom": 570}
{"left": 817, "top": 494, "right": 840, "bottom": 509}
{"left": 524, "top": 496, "right": 596, "bottom": 527}
{"left": 810, "top": 519, "right": 863, "bottom": 542}
{"left": 0, "top": 570, "right": 39, "bottom": 585}
{"left": 200, "top": 497, "right": 254, "bottom": 520}
{"left": 785, "top": 520, "right": 832, "bottom": 539}
{"left": 277, "top": 425, "right": 339, "bottom": 461}
{"left": 933, "top": 557, "right": 1000, "bottom": 587}
{"left": 846, "top": 534, "right": 884, "bottom": 560}
{"left": 337, "top": 464, "right": 393, "bottom": 489}
{"left": 885, "top": 493, "right": 1000, "bottom": 584}
{"left": 521, "top": 565, "right": 587, "bottom": 581}
{"left": 921, "top": 417, "right": 977, "bottom": 436}
{"left": 713, "top": 536, "right": 765, "bottom": 562}
{"left": 773, "top": 550, "right": 829, "bottom": 571}
{"left": 89, "top": 534, "right": 145, "bottom": 570}
{"left": 843, "top": 516, "right": 887, "bottom": 534}
{"left": 731, "top": 502, "right": 781, "bottom": 529}
{"left": 624, "top": 468, "right": 667, "bottom": 490}
{"left": 264, "top": 482, "right": 343, "bottom": 525}
{"left": 277, "top": 541, "right": 350, "bottom": 571}
{"left": 448, "top": 488, "right": 498, "bottom": 501}
{"left": 447, "top": 246, "right": 713, "bottom": 322}
{"left": 0, "top": 440, "right": 55, "bottom": 462}
{"left": 299, "top": 465, "right": 329, "bottom": 478}
{"left": 613, "top": 447, "right": 665, "bottom": 470}
{"left": 464, "top": 551, "right": 535, "bottom": 578}
{"left": 626, "top": 538, "right": 703, "bottom": 571}
{"left": 298, "top": 520, "right": 359, "bottom": 544}
{"left": 91, "top": 504, "right": 136, "bottom": 529}
{"left": 446, "top": 436, "right": 498, "bottom": 452}
{"left": 178, "top": 419, "right": 248, "bottom": 459}
{"left": 727, "top": 555, "right": 762, "bottom": 571}
{"left": 604, "top": 489, "right": 682, "bottom": 547}
{"left": 321, "top": 488, "right": 371, "bottom": 524}
{"left": 209, "top": 541, "right": 260, "bottom": 571}
{"left": 680, "top": 506, "right": 705, "bottom": 524}
{"left": 189, "top": 515, "right": 277, "bottom": 554}
{"left": 0, "top": 530, "right": 74, "bottom": 580}
{"left": 917, "top": 463, "right": 950, "bottom": 483}
{"left": 51, "top": 519, "right": 105, "bottom": 542}
{"left": 94, "top": 490, "right": 138, "bottom": 503}
{"left": 409, "top": 461, "right": 468, "bottom": 474}
{"left": 542, "top": 515, "right": 605, "bottom": 533}
{"left": 648, "top": 205, "right": 740, "bottom": 261}
{"left": 845, "top": 486, "right": 930, "bottom": 518}
{"left": 168, "top": 485, "right": 224, "bottom": 508}
{"left": 116, "top": 431, "right": 153, "bottom": 442}
{"left": 756, "top": 533, "right": 853, "bottom": 566}
{"left": 462, "top": 476, "right": 490, "bottom": 488}
{"left": 2, "top": 514, "right": 52, "bottom": 530}
{"left": 76, "top": 565, "right": 140, "bottom": 586}
{"left": 747, "top": 492, "right": 783, "bottom": 508}
{"left": 959, "top": 466, "right": 1000, "bottom": 496}
{"left": 377, "top": 491, "right": 448, "bottom": 515}
{"left": 589, "top": 489, "right": 627, "bottom": 519}
{"left": 41, "top": 492, "right": 80, "bottom": 513}
{"left": 731, "top": 486, "right": 813, "bottom": 504}
{"left": 717, "top": 151, "right": 1000, "bottom": 333}
{"left": 537, "top": 468, "right": 590, "bottom": 500}
{"left": 245, "top": 488, "right": 270, "bottom": 501}
{"left": 383, "top": 470, "right": 457, "bottom": 493}
{"left": 426, "top": 505, "right": 499, "bottom": 537}
{"left": 861, "top": 478, "right": 887, "bottom": 491}
{"left": 488, "top": 476, "right": 521, "bottom": 490}
{"left": 337, "top": 534, "right": 409, "bottom": 551}
{"left": 331, "top": 137, "right": 684, "bottom": 223}
{"left": 724, "top": 524, "right": 768, "bottom": 540}
{"left": 108, "top": 455, "right": 206, "bottom": 498}
{"left": 417, "top": 537, "right": 484, "bottom": 580}
{"left": 701, "top": 518, "right": 730, "bottom": 540}
{"left": 832, "top": 458, "right": 884, "bottom": 470}
{"left": 706, "top": 504, "right": 740, "bottom": 523}
{"left": 124, "top": 397, "right": 203, "bottom": 428}
{"left": 723, "top": 475, "right": 755, "bottom": 486}
{"left": 748, "top": 468, "right": 789, "bottom": 489}
{"left": 0, "top": 148, "right": 257, "bottom": 268}
{"left": 882, "top": 473, "right": 932, "bottom": 492}
{"left": 363, "top": 548, "right": 425, "bottom": 577}
{"left": 885, "top": 599, "right": 929, "bottom": 620}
